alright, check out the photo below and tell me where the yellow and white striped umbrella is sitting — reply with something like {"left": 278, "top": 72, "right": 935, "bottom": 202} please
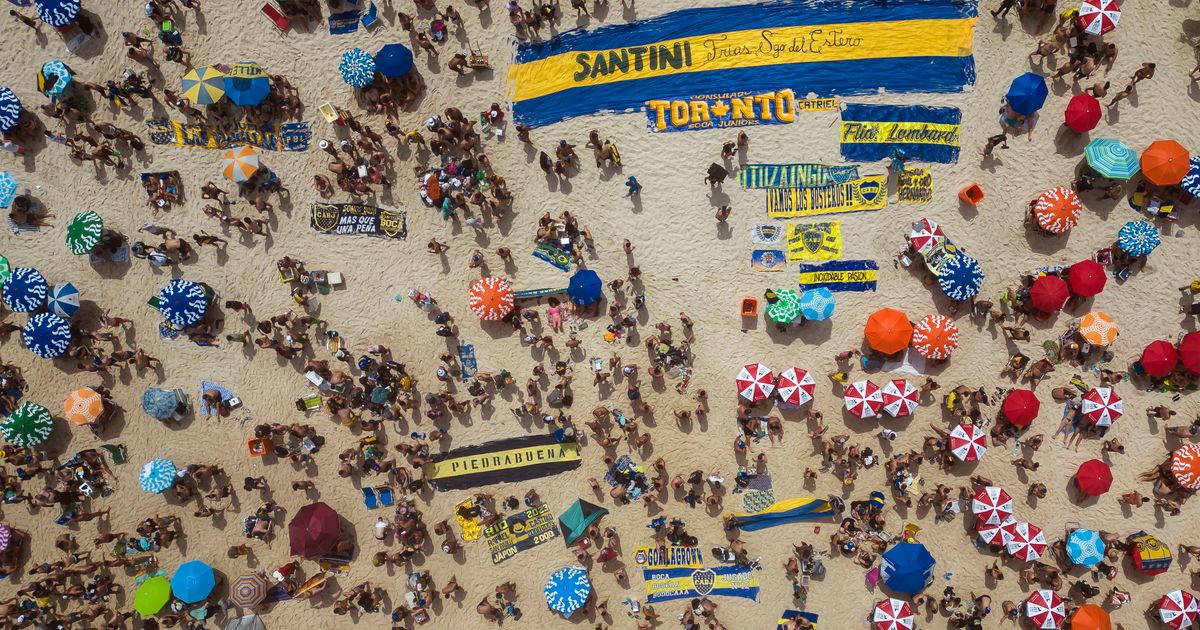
{"left": 181, "top": 66, "right": 226, "bottom": 105}
{"left": 221, "top": 145, "right": 259, "bottom": 183}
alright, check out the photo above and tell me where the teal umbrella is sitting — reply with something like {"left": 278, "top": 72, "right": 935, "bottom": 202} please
{"left": 1085, "top": 138, "right": 1139, "bottom": 180}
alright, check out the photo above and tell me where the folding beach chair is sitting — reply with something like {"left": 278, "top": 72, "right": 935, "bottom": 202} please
{"left": 361, "top": 1, "right": 379, "bottom": 28}
{"left": 261, "top": 2, "right": 290, "bottom": 31}
{"left": 376, "top": 485, "right": 394, "bottom": 507}
{"left": 361, "top": 486, "right": 378, "bottom": 509}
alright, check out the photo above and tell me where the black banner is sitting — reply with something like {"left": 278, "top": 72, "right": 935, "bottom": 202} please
{"left": 424, "top": 434, "right": 582, "bottom": 491}
{"left": 310, "top": 202, "right": 407, "bottom": 239}
{"left": 484, "top": 504, "right": 561, "bottom": 563}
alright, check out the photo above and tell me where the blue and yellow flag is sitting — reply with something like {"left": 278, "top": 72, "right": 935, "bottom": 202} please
{"left": 840, "top": 104, "right": 963, "bottom": 163}
{"left": 798, "top": 260, "right": 879, "bottom": 292}
{"left": 724, "top": 496, "right": 835, "bottom": 532}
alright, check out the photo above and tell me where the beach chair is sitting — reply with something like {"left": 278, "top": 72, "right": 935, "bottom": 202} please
{"left": 467, "top": 43, "right": 490, "bottom": 69}
{"left": 361, "top": 1, "right": 379, "bottom": 28}
{"left": 171, "top": 389, "right": 190, "bottom": 410}
{"left": 261, "top": 2, "right": 290, "bottom": 31}
{"left": 376, "top": 485, "right": 394, "bottom": 507}
{"left": 361, "top": 486, "right": 378, "bottom": 509}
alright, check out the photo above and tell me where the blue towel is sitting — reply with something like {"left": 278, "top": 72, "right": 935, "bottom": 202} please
{"left": 532, "top": 243, "right": 572, "bottom": 272}
{"left": 199, "top": 381, "right": 235, "bottom": 415}
{"left": 328, "top": 10, "right": 361, "bottom": 34}
{"left": 457, "top": 344, "right": 478, "bottom": 381}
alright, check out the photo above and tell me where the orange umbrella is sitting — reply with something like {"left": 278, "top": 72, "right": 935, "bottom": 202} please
{"left": 1171, "top": 443, "right": 1200, "bottom": 491}
{"left": 911, "top": 314, "right": 959, "bottom": 359}
{"left": 864, "top": 308, "right": 913, "bottom": 355}
{"left": 63, "top": 387, "right": 103, "bottom": 425}
{"left": 221, "top": 145, "right": 260, "bottom": 183}
{"left": 1079, "top": 311, "right": 1118, "bottom": 346}
{"left": 1033, "top": 187, "right": 1081, "bottom": 234}
{"left": 1140, "top": 140, "right": 1190, "bottom": 186}
{"left": 1071, "top": 603, "right": 1112, "bottom": 630}
{"left": 468, "top": 276, "right": 514, "bottom": 321}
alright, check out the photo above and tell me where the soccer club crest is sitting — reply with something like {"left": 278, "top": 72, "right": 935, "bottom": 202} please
{"left": 311, "top": 204, "right": 340, "bottom": 232}
{"left": 855, "top": 178, "right": 882, "bottom": 205}
{"left": 690, "top": 568, "right": 716, "bottom": 596}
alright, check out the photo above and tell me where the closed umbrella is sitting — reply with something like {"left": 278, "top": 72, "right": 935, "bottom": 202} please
{"left": 1117, "top": 220, "right": 1160, "bottom": 256}
{"left": 545, "top": 566, "right": 590, "bottom": 616}
{"left": 735, "top": 362, "right": 774, "bottom": 403}
{"left": 376, "top": 44, "right": 415, "bottom": 78}
{"left": 38, "top": 60, "right": 72, "bottom": 98}
{"left": 766, "top": 288, "right": 802, "bottom": 324}
{"left": 1075, "top": 459, "right": 1112, "bottom": 496}
{"left": 1030, "top": 275, "right": 1069, "bottom": 312}
{"left": 1141, "top": 140, "right": 1190, "bottom": 186}
{"left": 22, "top": 312, "right": 71, "bottom": 358}
{"left": 949, "top": 422, "right": 986, "bottom": 461}
{"left": 1071, "top": 604, "right": 1111, "bottom": 630}
{"left": 66, "top": 210, "right": 103, "bottom": 254}
{"left": 1142, "top": 340, "right": 1179, "bottom": 377}
{"left": 224, "top": 62, "right": 271, "bottom": 107}
{"left": 1172, "top": 443, "right": 1200, "bottom": 491}
{"left": 0, "top": 256, "right": 9, "bottom": 286}
{"left": 1079, "top": 311, "right": 1118, "bottom": 346}
{"left": 172, "top": 560, "right": 216, "bottom": 604}
{"left": 1085, "top": 138, "right": 1139, "bottom": 179}
{"left": 4, "top": 267, "right": 48, "bottom": 312}
{"left": 230, "top": 573, "right": 268, "bottom": 607}
{"left": 222, "top": 145, "right": 260, "bottom": 183}
{"left": 181, "top": 66, "right": 226, "bottom": 105}
{"left": 64, "top": 387, "right": 103, "bottom": 425}
{"left": 880, "top": 542, "right": 935, "bottom": 595}
{"left": 1002, "top": 389, "right": 1039, "bottom": 427}
{"left": 289, "top": 502, "right": 341, "bottom": 557}
{"left": 865, "top": 308, "right": 913, "bottom": 355}
{"left": 1180, "top": 332, "right": 1200, "bottom": 375}
{"left": 468, "top": 276, "right": 514, "bottom": 321}
{"left": 1158, "top": 590, "right": 1200, "bottom": 629}
{"left": 971, "top": 486, "right": 1012, "bottom": 527}
{"left": 1064, "top": 93, "right": 1101, "bottom": 132}
{"left": 0, "top": 88, "right": 19, "bottom": 133}
{"left": 937, "top": 254, "right": 983, "bottom": 301}
{"left": 843, "top": 380, "right": 883, "bottom": 419}
{"left": 1033, "top": 187, "right": 1081, "bottom": 234}
{"left": 1067, "top": 528, "right": 1106, "bottom": 568}
{"left": 911, "top": 314, "right": 958, "bottom": 359}
{"left": 140, "top": 458, "right": 178, "bottom": 493}
{"left": 226, "top": 615, "right": 266, "bottom": 630}
{"left": 798, "top": 287, "right": 835, "bottom": 321}
{"left": 134, "top": 576, "right": 172, "bottom": 616}
{"left": 567, "top": 269, "right": 602, "bottom": 306}
{"left": 159, "top": 279, "right": 208, "bottom": 327}
{"left": 881, "top": 379, "right": 918, "bottom": 417}
{"left": 1182, "top": 156, "right": 1200, "bottom": 197}
{"left": 1, "top": 401, "right": 53, "bottom": 447}
{"left": 1006, "top": 72, "right": 1048, "bottom": 115}
{"left": 0, "top": 172, "right": 16, "bottom": 208}
{"left": 909, "top": 218, "right": 945, "bottom": 254}
{"left": 339, "top": 48, "right": 376, "bottom": 88}
{"left": 1067, "top": 259, "right": 1106, "bottom": 297}
{"left": 48, "top": 282, "right": 79, "bottom": 319}
{"left": 142, "top": 388, "right": 178, "bottom": 420}
{"left": 1078, "top": 0, "right": 1120, "bottom": 35}
{"left": 1026, "top": 589, "right": 1066, "bottom": 629}
{"left": 774, "top": 368, "right": 814, "bottom": 407}
{"left": 873, "top": 598, "right": 914, "bottom": 630}
{"left": 0, "top": 523, "right": 10, "bottom": 552}
{"left": 1006, "top": 522, "right": 1047, "bottom": 562}
{"left": 1081, "top": 387, "right": 1122, "bottom": 427}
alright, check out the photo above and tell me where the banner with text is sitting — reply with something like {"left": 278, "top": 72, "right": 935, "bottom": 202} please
{"left": 425, "top": 435, "right": 582, "bottom": 491}
{"left": 766, "top": 175, "right": 887, "bottom": 218}
{"left": 897, "top": 168, "right": 934, "bottom": 203}
{"left": 840, "top": 104, "right": 961, "bottom": 163}
{"left": 310, "top": 203, "right": 407, "bottom": 239}
{"left": 799, "top": 259, "right": 878, "bottom": 292}
{"left": 147, "top": 119, "right": 311, "bottom": 151}
{"left": 647, "top": 89, "right": 797, "bottom": 132}
{"left": 739, "top": 163, "right": 860, "bottom": 189}
{"left": 786, "top": 221, "right": 843, "bottom": 261}
{"left": 643, "top": 565, "right": 760, "bottom": 603}
{"left": 484, "top": 504, "right": 560, "bottom": 564}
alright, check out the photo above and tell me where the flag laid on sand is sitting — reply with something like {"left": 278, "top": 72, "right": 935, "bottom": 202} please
{"left": 767, "top": 176, "right": 887, "bottom": 218}
{"left": 424, "top": 435, "right": 582, "bottom": 490}
{"left": 799, "top": 260, "right": 879, "bottom": 292}
{"left": 740, "top": 164, "right": 860, "bottom": 189}
{"left": 786, "top": 221, "right": 842, "bottom": 261}
{"left": 840, "top": 104, "right": 963, "bottom": 163}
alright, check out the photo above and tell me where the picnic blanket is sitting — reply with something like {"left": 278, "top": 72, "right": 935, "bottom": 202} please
{"left": 328, "top": 10, "right": 361, "bottom": 34}
{"left": 532, "top": 243, "right": 572, "bottom": 272}
{"left": 741, "top": 474, "right": 775, "bottom": 514}
{"left": 199, "top": 381, "right": 235, "bottom": 416}
{"left": 457, "top": 344, "right": 478, "bottom": 381}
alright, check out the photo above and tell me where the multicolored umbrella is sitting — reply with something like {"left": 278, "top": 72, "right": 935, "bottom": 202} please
{"left": 1172, "top": 443, "right": 1200, "bottom": 491}
{"left": 736, "top": 362, "right": 775, "bottom": 403}
{"left": 376, "top": 44, "right": 415, "bottom": 78}
{"left": 0, "top": 523, "right": 10, "bottom": 553}
{"left": 181, "top": 66, "right": 226, "bottom": 105}
{"left": 775, "top": 368, "right": 814, "bottom": 407}
{"left": 1129, "top": 531, "right": 1173, "bottom": 575}
{"left": 911, "top": 314, "right": 958, "bottom": 359}
{"left": 843, "top": 380, "right": 883, "bottom": 419}
{"left": 38, "top": 59, "right": 72, "bottom": 98}
{"left": 1182, "top": 156, "right": 1200, "bottom": 197}
{"left": 1064, "top": 93, "right": 1102, "bottom": 132}
{"left": 873, "top": 598, "right": 914, "bottom": 630}
{"left": 142, "top": 388, "right": 178, "bottom": 420}
{"left": 1067, "top": 528, "right": 1106, "bottom": 568}
{"left": 1007, "top": 72, "right": 1048, "bottom": 115}
{"left": 1026, "top": 589, "right": 1066, "bottom": 629}
{"left": 972, "top": 486, "right": 1013, "bottom": 527}
{"left": 1141, "top": 140, "right": 1190, "bottom": 186}
{"left": 339, "top": 48, "right": 376, "bottom": 88}
{"left": 1085, "top": 138, "right": 1139, "bottom": 179}
{"left": 567, "top": 269, "right": 602, "bottom": 306}
{"left": 224, "top": 62, "right": 271, "bottom": 107}
{"left": 48, "top": 282, "right": 79, "bottom": 319}
{"left": 1180, "top": 332, "right": 1200, "bottom": 375}
{"left": 4, "top": 267, "right": 48, "bottom": 312}
{"left": 0, "top": 88, "right": 19, "bottom": 133}
{"left": 134, "top": 575, "right": 171, "bottom": 616}
{"left": 159, "top": 279, "right": 208, "bottom": 327}
{"left": 230, "top": 573, "right": 268, "bottom": 607}
{"left": 23, "top": 312, "right": 71, "bottom": 358}
{"left": 1081, "top": 387, "right": 1122, "bottom": 427}
{"left": 1, "top": 401, "right": 53, "bottom": 447}
{"left": 1067, "top": 259, "right": 1106, "bottom": 297}
{"left": 881, "top": 379, "right": 918, "bottom": 417}
{"left": 766, "top": 288, "right": 802, "bottom": 324}
{"left": 977, "top": 516, "right": 1015, "bottom": 547}
{"left": 1158, "top": 590, "right": 1200, "bottom": 629}
{"left": 1006, "top": 522, "right": 1047, "bottom": 562}
{"left": 66, "top": 210, "right": 103, "bottom": 255}
{"left": 0, "top": 256, "right": 9, "bottom": 287}
{"left": 864, "top": 308, "right": 913, "bottom": 355}
{"left": 222, "top": 145, "right": 260, "bottom": 183}
{"left": 64, "top": 387, "right": 103, "bottom": 425}
{"left": 1142, "top": 340, "right": 1179, "bottom": 377}
{"left": 1079, "top": 310, "right": 1118, "bottom": 346}
{"left": 1030, "top": 275, "right": 1069, "bottom": 312}
{"left": 35, "top": 0, "right": 79, "bottom": 27}
{"left": 938, "top": 255, "right": 983, "bottom": 301}
{"left": 949, "top": 422, "right": 987, "bottom": 462}
{"left": 909, "top": 218, "right": 945, "bottom": 255}
{"left": 799, "top": 287, "right": 835, "bottom": 321}
{"left": 468, "top": 276, "right": 515, "bottom": 321}
{"left": 1002, "top": 389, "right": 1039, "bottom": 427}
{"left": 289, "top": 502, "right": 341, "bottom": 557}
{"left": 172, "top": 560, "right": 216, "bottom": 604}
{"left": 1117, "top": 220, "right": 1161, "bottom": 256}
{"left": 1034, "top": 187, "right": 1081, "bottom": 234}
{"left": 1079, "top": 0, "right": 1120, "bottom": 35}
{"left": 139, "top": 458, "right": 178, "bottom": 493}
{"left": 0, "top": 172, "right": 16, "bottom": 208}
{"left": 1075, "top": 459, "right": 1112, "bottom": 496}
{"left": 545, "top": 566, "right": 590, "bottom": 617}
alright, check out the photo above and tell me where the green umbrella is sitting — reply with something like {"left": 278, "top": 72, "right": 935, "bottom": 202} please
{"left": 766, "top": 288, "right": 802, "bottom": 324}
{"left": 0, "top": 255, "right": 10, "bottom": 287}
{"left": 134, "top": 575, "right": 171, "bottom": 616}
{"left": 66, "top": 211, "right": 104, "bottom": 255}
{"left": 1, "top": 401, "right": 53, "bottom": 447}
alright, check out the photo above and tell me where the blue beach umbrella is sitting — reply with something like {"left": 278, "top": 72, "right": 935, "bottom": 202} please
{"left": 881, "top": 542, "right": 936, "bottom": 595}
{"left": 567, "top": 269, "right": 602, "bottom": 306}
{"left": 1084, "top": 138, "right": 1139, "bottom": 180}
{"left": 1117, "top": 220, "right": 1160, "bottom": 256}
{"left": 376, "top": 44, "right": 414, "bottom": 78}
{"left": 799, "top": 287, "right": 836, "bottom": 321}
{"left": 171, "top": 560, "right": 216, "bottom": 604}
{"left": 224, "top": 62, "right": 271, "bottom": 107}
{"left": 4, "top": 267, "right": 48, "bottom": 312}
{"left": 22, "top": 312, "right": 71, "bottom": 358}
{"left": 1006, "top": 72, "right": 1048, "bottom": 115}
{"left": 0, "top": 88, "right": 21, "bottom": 133}
{"left": 139, "top": 458, "right": 178, "bottom": 493}
{"left": 38, "top": 60, "right": 72, "bottom": 98}
{"left": 339, "top": 48, "right": 376, "bottom": 88}
{"left": 1181, "top": 156, "right": 1200, "bottom": 197}
{"left": 158, "top": 279, "right": 208, "bottom": 327}
{"left": 0, "top": 172, "right": 17, "bottom": 209}
{"left": 937, "top": 255, "right": 984, "bottom": 301}
{"left": 544, "top": 566, "right": 590, "bottom": 617}
{"left": 35, "top": 0, "right": 80, "bottom": 27}
{"left": 1067, "top": 528, "right": 1106, "bottom": 568}
{"left": 48, "top": 281, "right": 79, "bottom": 319}
{"left": 142, "top": 388, "right": 178, "bottom": 420}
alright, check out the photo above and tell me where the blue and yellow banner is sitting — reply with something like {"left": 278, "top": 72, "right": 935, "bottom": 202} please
{"left": 510, "top": 0, "right": 978, "bottom": 127}
{"left": 739, "top": 163, "right": 859, "bottom": 189}
{"left": 724, "top": 496, "right": 835, "bottom": 532}
{"left": 840, "top": 104, "right": 962, "bottom": 163}
{"left": 146, "top": 118, "right": 311, "bottom": 151}
{"left": 643, "top": 565, "right": 759, "bottom": 603}
{"left": 786, "top": 221, "right": 842, "bottom": 262}
{"left": 766, "top": 175, "right": 887, "bottom": 218}
{"left": 647, "top": 89, "right": 797, "bottom": 132}
{"left": 798, "top": 260, "right": 879, "bottom": 292}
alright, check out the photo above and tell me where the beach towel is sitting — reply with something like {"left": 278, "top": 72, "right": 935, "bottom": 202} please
{"left": 455, "top": 499, "right": 483, "bottom": 541}
{"left": 7, "top": 218, "right": 39, "bottom": 234}
{"left": 457, "top": 344, "right": 478, "bottom": 381}
{"left": 513, "top": 287, "right": 567, "bottom": 300}
{"left": 741, "top": 474, "right": 775, "bottom": 513}
{"left": 750, "top": 222, "right": 787, "bottom": 245}
{"left": 328, "top": 10, "right": 361, "bottom": 34}
{"left": 740, "top": 164, "right": 859, "bottom": 189}
{"left": 189, "top": 333, "right": 219, "bottom": 347}
{"left": 532, "top": 242, "right": 572, "bottom": 271}
{"left": 90, "top": 243, "right": 130, "bottom": 265}
{"left": 778, "top": 611, "right": 819, "bottom": 629}
{"left": 199, "top": 381, "right": 235, "bottom": 416}
{"left": 751, "top": 250, "right": 786, "bottom": 272}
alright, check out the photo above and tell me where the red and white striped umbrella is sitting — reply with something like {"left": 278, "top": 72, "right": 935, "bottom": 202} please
{"left": 1081, "top": 387, "right": 1123, "bottom": 427}
{"left": 949, "top": 422, "right": 987, "bottom": 461}
{"left": 977, "top": 516, "right": 1016, "bottom": 547}
{"left": 972, "top": 486, "right": 1013, "bottom": 527}
{"left": 909, "top": 218, "right": 946, "bottom": 255}
{"left": 1159, "top": 589, "right": 1200, "bottom": 629}
{"left": 1078, "top": 0, "right": 1120, "bottom": 36}
{"left": 1006, "top": 522, "right": 1047, "bottom": 562}
{"left": 1026, "top": 589, "right": 1066, "bottom": 629}
{"left": 843, "top": 380, "right": 883, "bottom": 419}
{"left": 881, "top": 379, "right": 919, "bottom": 417}
{"left": 775, "top": 367, "right": 815, "bottom": 407}
{"left": 736, "top": 362, "right": 775, "bottom": 403}
{"left": 873, "top": 598, "right": 915, "bottom": 630}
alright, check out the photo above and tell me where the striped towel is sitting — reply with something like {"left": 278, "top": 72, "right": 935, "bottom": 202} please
{"left": 7, "top": 218, "right": 39, "bottom": 234}
{"left": 199, "top": 381, "right": 235, "bottom": 416}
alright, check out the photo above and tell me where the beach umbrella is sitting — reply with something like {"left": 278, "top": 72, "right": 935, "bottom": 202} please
{"left": 0, "top": 172, "right": 16, "bottom": 209}
{"left": 735, "top": 362, "right": 775, "bottom": 403}
{"left": 0, "top": 88, "right": 18, "bottom": 133}
{"left": 22, "top": 312, "right": 71, "bottom": 358}
{"left": 880, "top": 542, "right": 935, "bottom": 595}
{"left": 1072, "top": 604, "right": 1112, "bottom": 630}
{"left": 1081, "top": 387, "right": 1122, "bottom": 427}
{"left": 48, "top": 282, "right": 79, "bottom": 319}
{"left": 865, "top": 308, "right": 913, "bottom": 355}
{"left": 142, "top": 388, "right": 178, "bottom": 420}
{"left": 289, "top": 502, "right": 341, "bottom": 557}
{"left": 468, "top": 276, "right": 514, "bottom": 321}
{"left": 775, "top": 367, "right": 814, "bottom": 407}
{"left": 1079, "top": 0, "right": 1120, "bottom": 35}
{"left": 35, "top": 0, "right": 79, "bottom": 27}
{"left": 1182, "top": 156, "right": 1200, "bottom": 197}
{"left": 843, "top": 380, "right": 883, "bottom": 419}
{"left": 66, "top": 210, "right": 103, "bottom": 255}
{"left": 1064, "top": 93, "right": 1102, "bottom": 132}
{"left": 1067, "top": 528, "right": 1106, "bottom": 568}
{"left": 1172, "top": 443, "right": 1200, "bottom": 491}
{"left": 545, "top": 566, "right": 590, "bottom": 617}
{"left": 1002, "top": 389, "right": 1039, "bottom": 427}
{"left": 1, "top": 401, "right": 53, "bottom": 447}
{"left": 4, "top": 266, "right": 48, "bottom": 312}
{"left": 0, "top": 256, "right": 9, "bottom": 287}
{"left": 1067, "top": 259, "right": 1106, "bottom": 297}
{"left": 911, "top": 314, "right": 958, "bottom": 360}
{"left": 172, "top": 560, "right": 216, "bottom": 604}
{"left": 1075, "top": 459, "right": 1112, "bottom": 496}
{"left": 159, "top": 279, "right": 208, "bottom": 327}
{"left": 38, "top": 59, "right": 72, "bottom": 98}
{"left": 1026, "top": 589, "right": 1066, "bottom": 629}
{"left": 0, "top": 523, "right": 10, "bottom": 553}
{"left": 873, "top": 598, "right": 914, "bottom": 630}
{"left": 1085, "top": 138, "right": 1139, "bottom": 179}
{"left": 766, "top": 288, "right": 802, "bottom": 324}
{"left": 949, "top": 422, "right": 986, "bottom": 462}
{"left": 881, "top": 379, "right": 918, "bottom": 417}
{"left": 339, "top": 48, "right": 376, "bottom": 88}
{"left": 1141, "top": 140, "right": 1190, "bottom": 186}
{"left": 909, "top": 218, "right": 945, "bottom": 255}
{"left": 1006, "top": 72, "right": 1048, "bottom": 115}
{"left": 1129, "top": 531, "right": 1173, "bottom": 575}
{"left": 134, "top": 576, "right": 172, "bottom": 616}
{"left": 1006, "top": 522, "right": 1047, "bottom": 562}
{"left": 1079, "top": 311, "right": 1118, "bottom": 346}
{"left": 139, "top": 458, "right": 178, "bottom": 493}
{"left": 222, "top": 145, "right": 260, "bottom": 183}
{"left": 1180, "top": 332, "right": 1200, "bottom": 375}
{"left": 64, "top": 387, "right": 103, "bottom": 426}
{"left": 376, "top": 43, "right": 415, "bottom": 78}
{"left": 977, "top": 516, "right": 1016, "bottom": 547}
{"left": 1030, "top": 275, "right": 1069, "bottom": 312}
{"left": 567, "top": 269, "right": 602, "bottom": 306}
{"left": 224, "top": 62, "right": 271, "bottom": 107}
{"left": 1142, "top": 340, "right": 1179, "bottom": 377}
{"left": 181, "top": 66, "right": 226, "bottom": 105}
{"left": 1158, "top": 590, "right": 1200, "bottom": 629}
{"left": 798, "top": 287, "right": 835, "bottom": 321}
{"left": 1033, "top": 187, "right": 1081, "bottom": 234}
{"left": 972, "top": 486, "right": 1012, "bottom": 527}
{"left": 230, "top": 573, "right": 268, "bottom": 607}
{"left": 1117, "top": 220, "right": 1160, "bottom": 257}
{"left": 937, "top": 254, "right": 984, "bottom": 301}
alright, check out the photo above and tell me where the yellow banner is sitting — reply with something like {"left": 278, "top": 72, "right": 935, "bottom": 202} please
{"left": 796, "top": 97, "right": 839, "bottom": 111}
{"left": 798, "top": 266, "right": 878, "bottom": 286}
{"left": 786, "top": 221, "right": 842, "bottom": 261}
{"left": 766, "top": 175, "right": 887, "bottom": 218}
{"left": 841, "top": 121, "right": 960, "bottom": 146}
{"left": 896, "top": 168, "right": 933, "bottom": 203}
{"left": 633, "top": 546, "right": 705, "bottom": 568}
{"left": 427, "top": 443, "right": 581, "bottom": 480}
